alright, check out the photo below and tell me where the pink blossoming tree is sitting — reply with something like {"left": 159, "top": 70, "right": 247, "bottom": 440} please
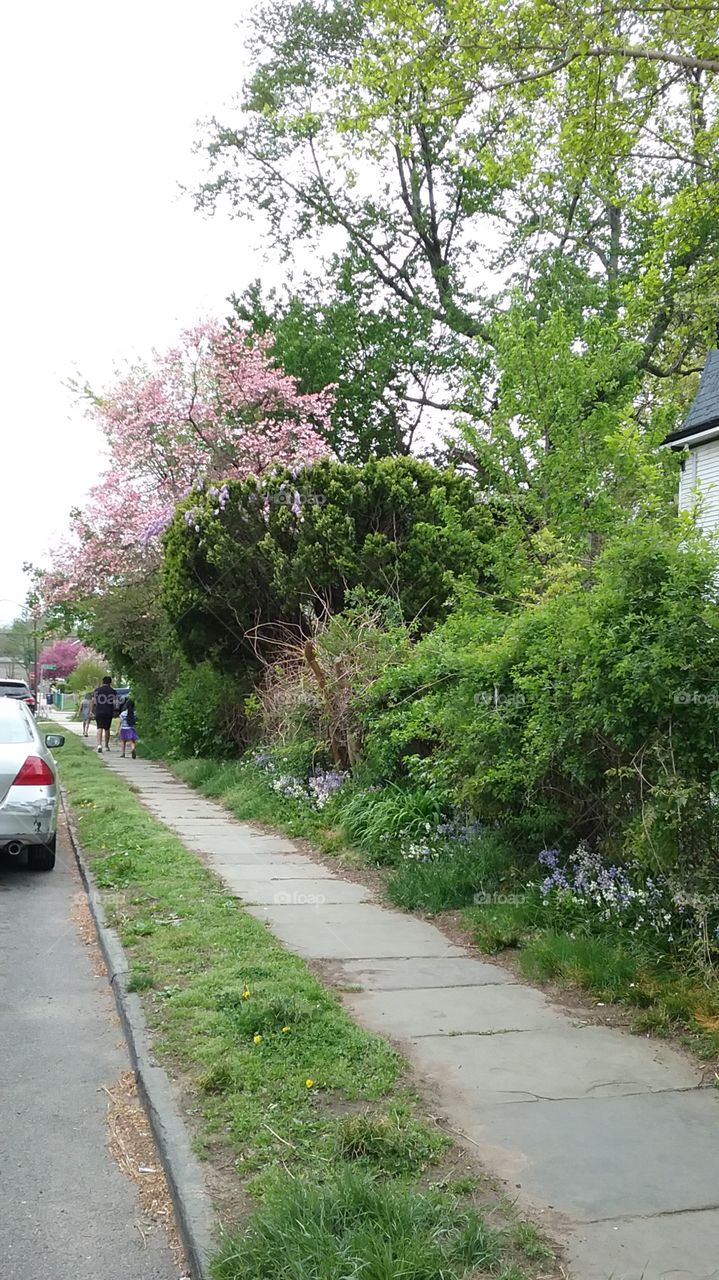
{"left": 44, "top": 321, "right": 333, "bottom": 604}
{"left": 38, "top": 638, "right": 84, "bottom": 679}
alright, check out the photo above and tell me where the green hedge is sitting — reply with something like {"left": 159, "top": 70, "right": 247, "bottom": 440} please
{"left": 161, "top": 457, "right": 500, "bottom": 671}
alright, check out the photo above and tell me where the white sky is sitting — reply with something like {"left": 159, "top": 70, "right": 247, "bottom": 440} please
{"left": 0, "top": 0, "right": 273, "bottom": 624}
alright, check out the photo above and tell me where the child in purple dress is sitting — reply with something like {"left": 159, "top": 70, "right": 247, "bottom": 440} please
{"left": 119, "top": 699, "right": 139, "bottom": 759}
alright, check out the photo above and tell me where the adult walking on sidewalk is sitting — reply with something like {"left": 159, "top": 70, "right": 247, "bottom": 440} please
{"left": 92, "top": 675, "right": 118, "bottom": 753}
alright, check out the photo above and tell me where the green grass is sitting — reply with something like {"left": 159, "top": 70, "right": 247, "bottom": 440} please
{"left": 337, "top": 785, "right": 445, "bottom": 866}
{"left": 462, "top": 902, "right": 719, "bottom": 1061}
{"left": 57, "top": 732, "right": 556, "bottom": 1280}
{"left": 386, "top": 836, "right": 515, "bottom": 913}
{"left": 212, "top": 1171, "right": 509, "bottom": 1280}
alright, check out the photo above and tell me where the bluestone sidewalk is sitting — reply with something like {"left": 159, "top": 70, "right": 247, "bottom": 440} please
{"left": 62, "top": 717, "right": 719, "bottom": 1280}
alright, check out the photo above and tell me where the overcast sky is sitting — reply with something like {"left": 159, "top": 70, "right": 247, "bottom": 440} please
{"left": 0, "top": 0, "right": 270, "bottom": 623}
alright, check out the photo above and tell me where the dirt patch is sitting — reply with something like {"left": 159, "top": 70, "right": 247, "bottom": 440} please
{"left": 104, "top": 1071, "right": 187, "bottom": 1271}
{"left": 143, "top": 1051, "right": 254, "bottom": 1234}
{"left": 70, "top": 891, "right": 108, "bottom": 978}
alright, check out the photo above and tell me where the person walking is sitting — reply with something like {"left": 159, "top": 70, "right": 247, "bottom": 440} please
{"left": 119, "top": 699, "right": 139, "bottom": 759}
{"left": 91, "top": 676, "right": 118, "bottom": 753}
{"left": 79, "top": 691, "right": 92, "bottom": 737}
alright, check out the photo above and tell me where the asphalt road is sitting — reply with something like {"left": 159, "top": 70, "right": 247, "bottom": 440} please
{"left": 0, "top": 820, "right": 179, "bottom": 1280}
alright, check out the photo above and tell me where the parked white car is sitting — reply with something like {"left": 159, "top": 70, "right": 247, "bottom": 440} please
{"left": 0, "top": 699, "right": 64, "bottom": 870}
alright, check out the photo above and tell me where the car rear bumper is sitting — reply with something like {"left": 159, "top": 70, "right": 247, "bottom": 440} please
{"left": 0, "top": 787, "right": 58, "bottom": 845}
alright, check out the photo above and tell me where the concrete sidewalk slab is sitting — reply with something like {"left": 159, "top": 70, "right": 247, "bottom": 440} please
{"left": 344, "top": 983, "right": 567, "bottom": 1036}
{"left": 403, "top": 1023, "right": 700, "bottom": 1102}
{"left": 460, "top": 1088, "right": 719, "bottom": 1222}
{"left": 570, "top": 1209, "right": 719, "bottom": 1280}
{"left": 244, "top": 901, "right": 466, "bottom": 959}
{"left": 335, "top": 956, "right": 516, "bottom": 989}
{"left": 171, "top": 827, "right": 299, "bottom": 856}
{"left": 230, "top": 876, "right": 372, "bottom": 905}
{"left": 209, "top": 859, "right": 337, "bottom": 882}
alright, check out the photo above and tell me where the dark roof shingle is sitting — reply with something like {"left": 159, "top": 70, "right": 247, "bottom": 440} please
{"left": 664, "top": 349, "right": 719, "bottom": 445}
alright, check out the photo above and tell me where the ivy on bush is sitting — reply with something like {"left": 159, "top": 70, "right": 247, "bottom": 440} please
{"left": 161, "top": 457, "right": 500, "bottom": 671}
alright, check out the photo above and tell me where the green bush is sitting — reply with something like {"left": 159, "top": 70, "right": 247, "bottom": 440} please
{"left": 159, "top": 662, "right": 248, "bottom": 758}
{"left": 162, "top": 457, "right": 500, "bottom": 673}
{"left": 88, "top": 574, "right": 183, "bottom": 704}
{"left": 357, "top": 520, "right": 719, "bottom": 869}
{"left": 67, "top": 657, "right": 106, "bottom": 694}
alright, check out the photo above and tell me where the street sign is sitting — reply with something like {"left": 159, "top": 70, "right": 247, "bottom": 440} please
{"left": 43, "top": 663, "right": 57, "bottom": 669}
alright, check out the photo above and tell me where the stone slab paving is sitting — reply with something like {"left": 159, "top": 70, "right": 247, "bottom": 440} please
{"left": 61, "top": 718, "right": 719, "bottom": 1280}
{"left": 400, "top": 1024, "right": 700, "bottom": 1102}
{"left": 345, "top": 982, "right": 568, "bottom": 1036}
{"left": 339, "top": 955, "right": 516, "bottom": 988}
{"left": 244, "top": 900, "right": 467, "bottom": 959}
{"left": 229, "top": 876, "right": 373, "bottom": 905}
{"left": 210, "top": 859, "right": 338, "bottom": 882}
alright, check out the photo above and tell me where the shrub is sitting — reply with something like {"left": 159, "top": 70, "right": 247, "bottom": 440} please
{"left": 159, "top": 662, "right": 249, "bottom": 757}
{"left": 67, "top": 656, "right": 106, "bottom": 694}
{"left": 357, "top": 519, "right": 719, "bottom": 870}
{"left": 161, "top": 456, "right": 500, "bottom": 673}
{"left": 253, "top": 595, "right": 412, "bottom": 770}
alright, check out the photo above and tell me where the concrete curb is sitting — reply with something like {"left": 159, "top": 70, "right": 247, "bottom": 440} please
{"left": 61, "top": 788, "right": 216, "bottom": 1280}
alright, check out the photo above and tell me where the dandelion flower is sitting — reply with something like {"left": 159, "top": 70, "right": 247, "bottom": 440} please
{"left": 242, "top": 987, "right": 250, "bottom": 999}
{"left": 305, "top": 1078, "right": 314, "bottom": 1088}
{"left": 253, "top": 1033, "right": 263, "bottom": 1044}
{"left": 282, "top": 1026, "right": 291, "bottom": 1033}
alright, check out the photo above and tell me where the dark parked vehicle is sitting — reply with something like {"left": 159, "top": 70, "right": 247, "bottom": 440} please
{"left": 0, "top": 679, "right": 36, "bottom": 714}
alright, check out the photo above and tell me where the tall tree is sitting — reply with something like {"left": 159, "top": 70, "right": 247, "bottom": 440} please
{"left": 199, "top": 0, "right": 719, "bottom": 543}
{"left": 231, "top": 259, "right": 455, "bottom": 460}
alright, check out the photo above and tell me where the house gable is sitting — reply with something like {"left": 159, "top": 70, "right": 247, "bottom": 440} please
{"left": 664, "top": 349, "right": 719, "bottom": 449}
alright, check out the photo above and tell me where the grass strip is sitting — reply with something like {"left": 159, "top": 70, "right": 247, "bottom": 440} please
{"left": 57, "top": 731, "right": 556, "bottom": 1280}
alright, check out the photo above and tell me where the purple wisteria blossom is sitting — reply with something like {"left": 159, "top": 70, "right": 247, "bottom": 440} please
{"left": 308, "top": 768, "right": 348, "bottom": 808}
{"left": 537, "top": 842, "right": 718, "bottom": 950}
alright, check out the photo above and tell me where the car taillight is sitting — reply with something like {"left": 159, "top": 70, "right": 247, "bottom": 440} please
{"left": 13, "top": 756, "right": 55, "bottom": 786}
{"left": 24, "top": 696, "right": 34, "bottom": 704}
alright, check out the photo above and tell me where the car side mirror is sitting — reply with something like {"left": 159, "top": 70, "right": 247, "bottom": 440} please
{"left": 45, "top": 734, "right": 65, "bottom": 748}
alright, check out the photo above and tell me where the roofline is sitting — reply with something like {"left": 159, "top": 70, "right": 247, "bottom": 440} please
{"left": 662, "top": 418, "right": 719, "bottom": 449}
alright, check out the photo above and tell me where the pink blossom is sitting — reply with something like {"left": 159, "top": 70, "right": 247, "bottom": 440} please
{"left": 38, "top": 637, "right": 83, "bottom": 678}
{"left": 43, "top": 321, "right": 333, "bottom": 604}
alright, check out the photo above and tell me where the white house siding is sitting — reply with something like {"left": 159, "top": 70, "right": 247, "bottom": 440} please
{"left": 678, "top": 450, "right": 698, "bottom": 512}
{"left": 679, "top": 442, "right": 719, "bottom": 535}
{"left": 695, "top": 440, "right": 719, "bottom": 535}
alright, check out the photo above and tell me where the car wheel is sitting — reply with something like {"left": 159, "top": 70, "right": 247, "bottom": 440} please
{"left": 28, "top": 838, "right": 56, "bottom": 871}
